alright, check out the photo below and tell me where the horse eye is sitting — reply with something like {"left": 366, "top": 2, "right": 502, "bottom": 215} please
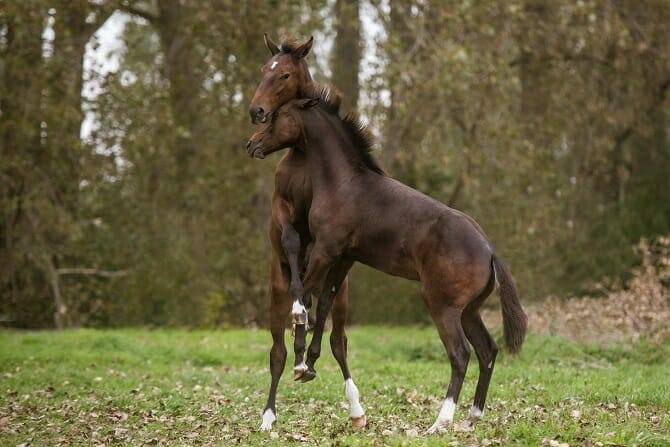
{"left": 280, "top": 73, "right": 290, "bottom": 80}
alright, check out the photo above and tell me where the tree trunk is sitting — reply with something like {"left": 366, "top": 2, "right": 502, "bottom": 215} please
{"left": 155, "top": 2, "right": 205, "bottom": 184}
{"left": 0, "top": 3, "right": 45, "bottom": 311}
{"left": 382, "top": 1, "right": 413, "bottom": 171}
{"left": 330, "top": 0, "right": 361, "bottom": 113}
{"left": 49, "top": 2, "right": 111, "bottom": 208}
{"left": 516, "top": 1, "right": 552, "bottom": 148}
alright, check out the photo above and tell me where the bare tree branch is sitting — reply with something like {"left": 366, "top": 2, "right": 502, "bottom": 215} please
{"left": 118, "top": 2, "right": 158, "bottom": 23}
{"left": 57, "top": 268, "right": 130, "bottom": 278}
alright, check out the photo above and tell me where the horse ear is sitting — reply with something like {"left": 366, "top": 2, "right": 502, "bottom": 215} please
{"left": 294, "top": 36, "right": 313, "bottom": 59}
{"left": 264, "top": 33, "right": 280, "bottom": 56}
{"left": 297, "top": 98, "right": 319, "bottom": 109}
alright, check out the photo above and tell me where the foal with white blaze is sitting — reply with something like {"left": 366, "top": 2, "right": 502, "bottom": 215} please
{"left": 248, "top": 35, "right": 367, "bottom": 431}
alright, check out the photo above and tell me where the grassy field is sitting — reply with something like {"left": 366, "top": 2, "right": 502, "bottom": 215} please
{"left": 1, "top": 327, "right": 668, "bottom": 446}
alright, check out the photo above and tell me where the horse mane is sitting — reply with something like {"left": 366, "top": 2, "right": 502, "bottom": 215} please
{"left": 303, "top": 85, "right": 386, "bottom": 176}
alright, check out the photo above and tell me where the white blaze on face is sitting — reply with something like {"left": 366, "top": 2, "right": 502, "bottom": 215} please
{"left": 427, "top": 397, "right": 456, "bottom": 434}
{"left": 270, "top": 61, "right": 278, "bottom": 70}
{"left": 259, "top": 408, "right": 276, "bottom": 431}
{"left": 344, "top": 378, "right": 365, "bottom": 418}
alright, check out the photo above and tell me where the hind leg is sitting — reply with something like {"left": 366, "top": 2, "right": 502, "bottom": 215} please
{"left": 426, "top": 301, "right": 471, "bottom": 434}
{"left": 461, "top": 272, "right": 497, "bottom": 422}
{"left": 260, "top": 260, "right": 292, "bottom": 431}
{"left": 462, "top": 310, "right": 498, "bottom": 422}
{"left": 329, "top": 278, "right": 367, "bottom": 428}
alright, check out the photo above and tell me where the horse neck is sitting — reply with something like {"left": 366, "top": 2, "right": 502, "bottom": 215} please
{"left": 297, "top": 61, "right": 315, "bottom": 96}
{"left": 301, "top": 110, "right": 364, "bottom": 191}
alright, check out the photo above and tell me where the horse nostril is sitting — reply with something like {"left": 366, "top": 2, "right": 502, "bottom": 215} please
{"left": 249, "top": 107, "right": 266, "bottom": 124}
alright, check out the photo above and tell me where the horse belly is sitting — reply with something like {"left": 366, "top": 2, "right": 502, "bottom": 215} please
{"left": 349, "top": 233, "right": 419, "bottom": 280}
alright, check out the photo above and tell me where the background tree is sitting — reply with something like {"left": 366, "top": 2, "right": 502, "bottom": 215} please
{"left": 1, "top": 0, "right": 669, "bottom": 328}
{"left": 330, "top": 0, "right": 361, "bottom": 112}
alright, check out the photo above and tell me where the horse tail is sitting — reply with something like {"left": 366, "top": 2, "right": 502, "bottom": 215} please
{"left": 492, "top": 254, "right": 527, "bottom": 354}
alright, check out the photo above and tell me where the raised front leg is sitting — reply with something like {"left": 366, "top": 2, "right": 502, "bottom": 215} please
{"left": 280, "top": 223, "right": 307, "bottom": 325}
{"left": 297, "top": 258, "right": 353, "bottom": 382}
{"left": 273, "top": 199, "right": 311, "bottom": 378}
{"left": 281, "top": 225, "right": 312, "bottom": 379}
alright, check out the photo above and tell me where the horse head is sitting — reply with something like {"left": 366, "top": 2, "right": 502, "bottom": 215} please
{"left": 248, "top": 34, "right": 314, "bottom": 124}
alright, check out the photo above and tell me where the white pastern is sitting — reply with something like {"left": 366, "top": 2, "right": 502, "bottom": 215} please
{"left": 427, "top": 397, "right": 456, "bottom": 434}
{"left": 344, "top": 378, "right": 365, "bottom": 418}
{"left": 469, "top": 405, "right": 483, "bottom": 420}
{"left": 294, "top": 362, "right": 307, "bottom": 373}
{"left": 270, "top": 61, "right": 278, "bottom": 70}
{"left": 259, "top": 409, "right": 276, "bottom": 431}
{"left": 291, "top": 300, "right": 306, "bottom": 316}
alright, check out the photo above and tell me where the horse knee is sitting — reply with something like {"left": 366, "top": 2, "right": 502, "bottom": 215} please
{"left": 280, "top": 229, "right": 300, "bottom": 256}
{"left": 289, "top": 282, "right": 304, "bottom": 300}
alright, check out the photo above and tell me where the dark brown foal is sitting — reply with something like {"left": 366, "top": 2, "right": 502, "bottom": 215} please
{"left": 250, "top": 36, "right": 364, "bottom": 431}
{"left": 247, "top": 92, "right": 527, "bottom": 433}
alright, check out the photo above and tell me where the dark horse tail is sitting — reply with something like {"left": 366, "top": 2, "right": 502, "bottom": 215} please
{"left": 492, "top": 254, "right": 527, "bottom": 354}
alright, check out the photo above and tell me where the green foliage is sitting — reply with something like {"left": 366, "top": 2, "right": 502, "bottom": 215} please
{"left": 1, "top": 1, "right": 669, "bottom": 327}
{"left": 0, "top": 328, "right": 668, "bottom": 445}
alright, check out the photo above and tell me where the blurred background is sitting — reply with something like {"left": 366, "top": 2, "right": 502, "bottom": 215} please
{"left": 1, "top": 0, "right": 669, "bottom": 331}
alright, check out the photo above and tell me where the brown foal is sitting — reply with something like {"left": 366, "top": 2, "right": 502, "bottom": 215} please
{"left": 248, "top": 36, "right": 363, "bottom": 431}
{"left": 247, "top": 92, "right": 528, "bottom": 433}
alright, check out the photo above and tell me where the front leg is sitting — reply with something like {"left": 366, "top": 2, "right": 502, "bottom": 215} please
{"left": 274, "top": 199, "right": 310, "bottom": 377}
{"left": 291, "top": 243, "right": 339, "bottom": 381}
{"left": 298, "top": 258, "right": 353, "bottom": 382}
{"left": 279, "top": 226, "right": 312, "bottom": 379}
{"left": 280, "top": 224, "right": 307, "bottom": 325}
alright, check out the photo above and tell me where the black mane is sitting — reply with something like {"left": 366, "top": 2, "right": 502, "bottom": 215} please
{"left": 305, "top": 86, "right": 385, "bottom": 176}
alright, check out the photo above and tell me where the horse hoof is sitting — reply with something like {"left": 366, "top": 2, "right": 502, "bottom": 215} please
{"left": 299, "top": 369, "right": 316, "bottom": 382}
{"left": 454, "top": 419, "right": 475, "bottom": 432}
{"left": 293, "top": 363, "right": 308, "bottom": 381}
{"left": 350, "top": 415, "right": 367, "bottom": 429}
{"left": 426, "top": 422, "right": 449, "bottom": 435}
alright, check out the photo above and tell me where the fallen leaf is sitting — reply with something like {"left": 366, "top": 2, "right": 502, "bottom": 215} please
{"left": 405, "top": 428, "right": 419, "bottom": 437}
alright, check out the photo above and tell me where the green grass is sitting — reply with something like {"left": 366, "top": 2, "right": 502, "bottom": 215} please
{"left": 1, "top": 327, "right": 669, "bottom": 446}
